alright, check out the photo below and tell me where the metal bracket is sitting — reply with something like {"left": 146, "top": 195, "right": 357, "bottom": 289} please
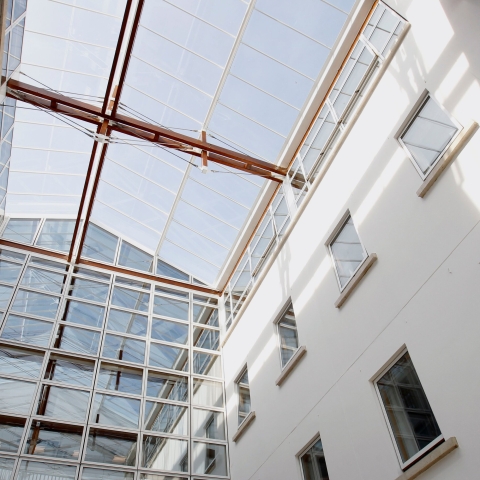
{"left": 93, "top": 133, "right": 110, "bottom": 144}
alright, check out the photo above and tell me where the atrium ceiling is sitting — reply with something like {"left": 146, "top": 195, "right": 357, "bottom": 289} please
{"left": 4, "top": 0, "right": 356, "bottom": 285}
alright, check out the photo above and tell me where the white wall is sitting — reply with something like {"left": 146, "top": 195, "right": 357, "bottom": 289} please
{"left": 221, "top": 0, "right": 480, "bottom": 479}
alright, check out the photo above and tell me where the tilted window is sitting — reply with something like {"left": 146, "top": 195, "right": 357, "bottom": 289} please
{"left": 300, "top": 437, "right": 330, "bottom": 480}
{"left": 399, "top": 95, "right": 460, "bottom": 178}
{"left": 236, "top": 368, "right": 251, "bottom": 427}
{"left": 276, "top": 303, "right": 299, "bottom": 368}
{"left": 375, "top": 351, "right": 442, "bottom": 466}
{"left": 329, "top": 215, "right": 367, "bottom": 289}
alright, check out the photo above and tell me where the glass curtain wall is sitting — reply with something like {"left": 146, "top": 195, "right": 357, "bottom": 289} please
{"left": 0, "top": 246, "right": 228, "bottom": 480}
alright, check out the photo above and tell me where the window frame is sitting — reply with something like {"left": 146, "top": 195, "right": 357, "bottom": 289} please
{"left": 398, "top": 92, "right": 462, "bottom": 180}
{"left": 273, "top": 300, "right": 300, "bottom": 371}
{"left": 373, "top": 348, "right": 444, "bottom": 470}
{"left": 297, "top": 433, "right": 330, "bottom": 480}
{"left": 327, "top": 211, "right": 368, "bottom": 292}
{"left": 234, "top": 365, "right": 251, "bottom": 428}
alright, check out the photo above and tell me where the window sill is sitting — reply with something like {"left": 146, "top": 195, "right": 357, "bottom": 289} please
{"left": 395, "top": 437, "right": 458, "bottom": 480}
{"left": 232, "top": 411, "right": 256, "bottom": 443}
{"left": 334, "top": 253, "right": 377, "bottom": 308}
{"left": 276, "top": 345, "right": 307, "bottom": 386}
{"left": 417, "top": 120, "right": 478, "bottom": 198}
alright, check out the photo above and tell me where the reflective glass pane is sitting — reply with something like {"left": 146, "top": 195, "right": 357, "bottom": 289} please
{"left": 118, "top": 241, "right": 153, "bottom": 272}
{"left": 192, "top": 379, "right": 224, "bottom": 408}
{"left": 151, "top": 318, "right": 188, "bottom": 345}
{"left": 112, "top": 286, "right": 149, "bottom": 312}
{"left": 97, "top": 365, "right": 143, "bottom": 395}
{"left": 300, "top": 438, "right": 330, "bottom": 480}
{"left": 82, "top": 468, "right": 134, "bottom": 480}
{"left": 0, "top": 346, "right": 43, "bottom": 379}
{"left": 0, "top": 260, "right": 22, "bottom": 284}
{"left": 0, "top": 416, "right": 25, "bottom": 453}
{"left": 63, "top": 300, "right": 105, "bottom": 328}
{"left": 192, "top": 442, "right": 227, "bottom": 476}
{"left": 20, "top": 267, "right": 65, "bottom": 294}
{"left": 55, "top": 326, "right": 100, "bottom": 355}
{"left": 149, "top": 343, "right": 188, "bottom": 372}
{"left": 142, "top": 436, "right": 188, "bottom": 471}
{"left": 17, "top": 460, "right": 77, "bottom": 480}
{"left": 107, "top": 309, "right": 148, "bottom": 337}
{"left": 0, "top": 377, "right": 35, "bottom": 414}
{"left": 83, "top": 223, "right": 118, "bottom": 263}
{"left": 193, "top": 351, "right": 222, "bottom": 377}
{"left": 2, "top": 219, "right": 39, "bottom": 244}
{"left": 193, "top": 327, "right": 219, "bottom": 351}
{"left": 91, "top": 393, "right": 140, "bottom": 429}
{"left": 155, "top": 286, "right": 188, "bottom": 299}
{"left": 0, "top": 315, "right": 52, "bottom": 346}
{"left": 38, "top": 385, "right": 89, "bottom": 422}
{"left": 35, "top": 219, "right": 75, "bottom": 252}
{"left": 12, "top": 289, "right": 60, "bottom": 319}
{"left": 84, "top": 429, "right": 137, "bottom": 466}
{"left": 24, "top": 422, "right": 83, "bottom": 459}
{"left": 69, "top": 277, "right": 109, "bottom": 303}
{"left": 192, "top": 409, "right": 225, "bottom": 440}
{"left": 44, "top": 356, "right": 95, "bottom": 387}
{"left": 144, "top": 402, "right": 188, "bottom": 436}
{"left": 30, "top": 257, "right": 67, "bottom": 272}
{"left": 102, "top": 334, "right": 145, "bottom": 364}
{"left": 0, "top": 285, "right": 13, "bottom": 309}
{"left": 193, "top": 305, "right": 218, "bottom": 327}
{"left": 157, "top": 260, "right": 189, "bottom": 282}
{"left": 153, "top": 296, "right": 188, "bottom": 321}
{"left": 0, "top": 457, "right": 14, "bottom": 480}
{"left": 146, "top": 372, "right": 188, "bottom": 402}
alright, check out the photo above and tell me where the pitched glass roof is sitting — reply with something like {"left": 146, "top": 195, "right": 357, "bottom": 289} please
{"left": 4, "top": 0, "right": 357, "bottom": 285}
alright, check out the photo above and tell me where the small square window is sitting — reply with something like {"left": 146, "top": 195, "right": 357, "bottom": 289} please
{"left": 299, "top": 437, "right": 330, "bottom": 480}
{"left": 375, "top": 351, "right": 442, "bottom": 466}
{"left": 236, "top": 367, "right": 251, "bottom": 427}
{"left": 276, "top": 302, "right": 299, "bottom": 368}
{"left": 329, "top": 215, "right": 367, "bottom": 289}
{"left": 399, "top": 95, "right": 460, "bottom": 178}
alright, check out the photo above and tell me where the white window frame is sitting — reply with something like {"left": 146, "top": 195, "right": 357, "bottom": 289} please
{"left": 273, "top": 300, "right": 299, "bottom": 371}
{"left": 234, "top": 365, "right": 251, "bottom": 427}
{"left": 397, "top": 92, "right": 462, "bottom": 180}
{"left": 373, "top": 348, "right": 444, "bottom": 470}
{"left": 326, "top": 211, "right": 368, "bottom": 292}
{"left": 296, "top": 433, "right": 329, "bottom": 480}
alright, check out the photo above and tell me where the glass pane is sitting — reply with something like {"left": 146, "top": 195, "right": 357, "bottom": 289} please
{"left": 0, "top": 377, "right": 35, "bottom": 414}
{"left": 21, "top": 267, "right": 65, "bottom": 294}
{"left": 157, "top": 259, "right": 189, "bottom": 281}
{"left": 38, "top": 385, "right": 89, "bottom": 422}
{"left": 17, "top": 460, "right": 77, "bottom": 480}
{"left": 97, "top": 365, "right": 143, "bottom": 395}
{"left": 0, "top": 417, "right": 25, "bottom": 453}
{"left": 55, "top": 326, "right": 100, "bottom": 355}
{"left": 192, "top": 409, "right": 225, "bottom": 440}
{"left": 63, "top": 300, "right": 105, "bottom": 329}
{"left": 0, "top": 315, "right": 52, "bottom": 346}
{"left": 118, "top": 241, "right": 153, "bottom": 272}
{"left": 155, "top": 286, "right": 188, "bottom": 299}
{"left": 44, "top": 356, "right": 95, "bottom": 387}
{"left": 2, "top": 219, "right": 39, "bottom": 243}
{"left": 82, "top": 468, "right": 135, "bottom": 480}
{"left": 151, "top": 318, "right": 188, "bottom": 345}
{"left": 84, "top": 429, "right": 137, "bottom": 466}
{"left": 107, "top": 309, "right": 148, "bottom": 337}
{"left": 192, "top": 379, "right": 224, "bottom": 408}
{"left": 112, "top": 286, "right": 150, "bottom": 312}
{"left": 24, "top": 422, "right": 83, "bottom": 459}
{"left": 102, "top": 334, "right": 145, "bottom": 364}
{"left": 192, "top": 304, "right": 218, "bottom": 327}
{"left": 149, "top": 343, "right": 188, "bottom": 372}
{"left": 69, "top": 277, "right": 109, "bottom": 303}
{"left": 35, "top": 219, "right": 75, "bottom": 252}
{"left": 142, "top": 436, "right": 188, "bottom": 471}
{"left": 0, "top": 285, "right": 13, "bottom": 309}
{"left": 193, "top": 327, "right": 219, "bottom": 351}
{"left": 12, "top": 289, "right": 60, "bottom": 319}
{"left": 300, "top": 438, "right": 330, "bottom": 480}
{"left": 0, "top": 346, "right": 43, "bottom": 379}
{"left": 91, "top": 393, "right": 140, "bottom": 429}
{"left": 192, "top": 295, "right": 218, "bottom": 306}
{"left": 0, "top": 457, "right": 14, "bottom": 480}
{"left": 83, "top": 223, "right": 118, "bottom": 263}
{"left": 153, "top": 296, "right": 188, "bottom": 321}
{"left": 144, "top": 402, "right": 188, "bottom": 435}
{"left": 0, "top": 260, "right": 22, "bottom": 283}
{"left": 146, "top": 372, "right": 188, "bottom": 402}
{"left": 193, "top": 352, "right": 222, "bottom": 377}
{"left": 30, "top": 257, "right": 67, "bottom": 272}
{"left": 192, "top": 442, "right": 227, "bottom": 476}
{"left": 116, "top": 276, "right": 150, "bottom": 291}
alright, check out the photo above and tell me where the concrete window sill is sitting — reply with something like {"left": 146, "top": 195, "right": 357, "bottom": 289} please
{"left": 335, "top": 253, "right": 377, "bottom": 308}
{"left": 396, "top": 437, "right": 458, "bottom": 480}
{"left": 232, "top": 411, "right": 256, "bottom": 443}
{"left": 417, "top": 120, "right": 478, "bottom": 198}
{"left": 276, "top": 346, "right": 307, "bottom": 386}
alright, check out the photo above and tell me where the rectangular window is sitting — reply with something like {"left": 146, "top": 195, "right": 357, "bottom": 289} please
{"left": 236, "top": 368, "right": 251, "bottom": 426}
{"left": 399, "top": 95, "right": 460, "bottom": 178}
{"left": 375, "top": 351, "right": 442, "bottom": 466}
{"left": 329, "top": 215, "right": 367, "bottom": 289}
{"left": 276, "top": 302, "right": 299, "bottom": 368}
{"left": 300, "top": 437, "right": 330, "bottom": 480}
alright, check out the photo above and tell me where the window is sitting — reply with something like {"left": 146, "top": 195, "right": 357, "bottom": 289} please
{"left": 375, "top": 351, "right": 442, "bottom": 466}
{"left": 236, "top": 368, "right": 251, "bottom": 426}
{"left": 329, "top": 215, "right": 367, "bottom": 289}
{"left": 300, "top": 437, "right": 330, "bottom": 480}
{"left": 399, "top": 95, "right": 460, "bottom": 178}
{"left": 276, "top": 302, "right": 299, "bottom": 368}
